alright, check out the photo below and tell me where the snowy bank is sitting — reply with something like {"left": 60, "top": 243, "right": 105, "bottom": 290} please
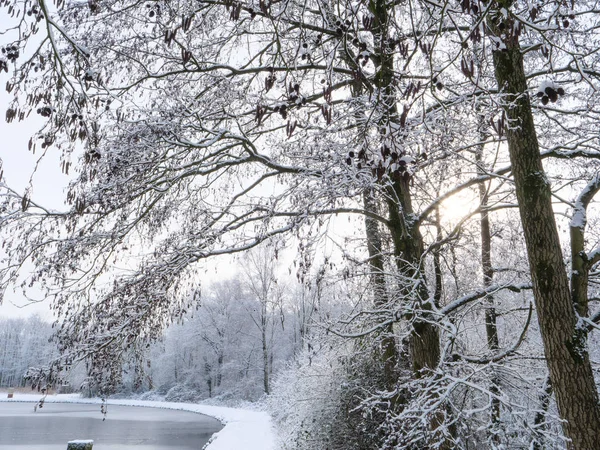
{"left": 0, "top": 392, "right": 275, "bottom": 450}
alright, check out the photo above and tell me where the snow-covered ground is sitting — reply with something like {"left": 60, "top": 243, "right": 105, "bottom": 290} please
{"left": 0, "top": 392, "right": 275, "bottom": 450}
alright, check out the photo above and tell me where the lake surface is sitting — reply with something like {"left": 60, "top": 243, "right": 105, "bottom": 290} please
{"left": 0, "top": 402, "right": 223, "bottom": 449}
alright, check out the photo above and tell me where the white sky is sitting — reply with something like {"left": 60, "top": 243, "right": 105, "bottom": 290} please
{"left": 0, "top": 85, "right": 69, "bottom": 319}
{"left": 0, "top": 12, "right": 66, "bottom": 318}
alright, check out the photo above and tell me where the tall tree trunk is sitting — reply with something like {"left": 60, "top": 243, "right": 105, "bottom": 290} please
{"left": 570, "top": 175, "right": 600, "bottom": 317}
{"left": 490, "top": 14, "right": 600, "bottom": 448}
{"left": 369, "top": 0, "right": 440, "bottom": 377}
{"left": 146, "top": 359, "right": 153, "bottom": 391}
{"left": 386, "top": 178, "right": 440, "bottom": 375}
{"left": 262, "top": 316, "right": 270, "bottom": 395}
{"left": 204, "top": 360, "right": 212, "bottom": 398}
{"left": 433, "top": 207, "right": 443, "bottom": 308}
{"left": 476, "top": 138, "right": 501, "bottom": 430}
{"left": 216, "top": 351, "right": 223, "bottom": 388}
{"left": 367, "top": 0, "right": 445, "bottom": 444}
{"left": 363, "top": 189, "right": 399, "bottom": 389}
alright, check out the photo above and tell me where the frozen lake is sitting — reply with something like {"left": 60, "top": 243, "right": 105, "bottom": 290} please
{"left": 0, "top": 402, "right": 223, "bottom": 449}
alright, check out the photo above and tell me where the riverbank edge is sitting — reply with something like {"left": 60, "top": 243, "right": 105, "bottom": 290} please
{"left": 0, "top": 392, "right": 276, "bottom": 450}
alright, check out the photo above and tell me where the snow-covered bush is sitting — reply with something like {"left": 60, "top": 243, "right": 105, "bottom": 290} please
{"left": 164, "top": 384, "right": 203, "bottom": 403}
{"left": 268, "top": 335, "right": 401, "bottom": 450}
{"left": 268, "top": 344, "right": 348, "bottom": 449}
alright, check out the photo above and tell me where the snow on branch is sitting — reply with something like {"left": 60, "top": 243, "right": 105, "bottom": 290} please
{"left": 451, "top": 302, "right": 533, "bottom": 364}
{"left": 570, "top": 173, "right": 600, "bottom": 231}
{"left": 440, "top": 283, "right": 532, "bottom": 316}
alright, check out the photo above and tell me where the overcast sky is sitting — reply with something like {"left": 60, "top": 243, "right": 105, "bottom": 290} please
{"left": 0, "top": 12, "right": 63, "bottom": 318}
{"left": 0, "top": 83, "right": 70, "bottom": 319}
{"left": 0, "top": 18, "right": 69, "bottom": 318}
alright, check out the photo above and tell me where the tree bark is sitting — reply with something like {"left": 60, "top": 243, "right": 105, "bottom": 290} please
{"left": 570, "top": 175, "right": 600, "bottom": 318}
{"left": 363, "top": 189, "right": 399, "bottom": 389}
{"left": 369, "top": 0, "right": 440, "bottom": 376}
{"left": 476, "top": 139, "right": 501, "bottom": 430}
{"left": 490, "top": 16, "right": 600, "bottom": 448}
{"left": 386, "top": 178, "right": 440, "bottom": 375}
{"left": 367, "top": 0, "right": 445, "bottom": 444}
{"left": 262, "top": 315, "right": 270, "bottom": 395}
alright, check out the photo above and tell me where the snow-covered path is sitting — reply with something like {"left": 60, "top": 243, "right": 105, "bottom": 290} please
{"left": 0, "top": 393, "right": 276, "bottom": 450}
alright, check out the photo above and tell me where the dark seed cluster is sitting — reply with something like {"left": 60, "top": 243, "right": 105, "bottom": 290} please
{"left": 145, "top": 3, "right": 160, "bottom": 18}
{"left": 84, "top": 149, "right": 102, "bottom": 164}
{"left": 559, "top": 13, "right": 575, "bottom": 29}
{"left": 351, "top": 39, "right": 370, "bottom": 66}
{"left": 265, "top": 71, "right": 276, "bottom": 92}
{"left": 40, "top": 134, "right": 54, "bottom": 149}
{"left": 334, "top": 18, "right": 351, "bottom": 35}
{"left": 537, "top": 85, "right": 565, "bottom": 105}
{"left": 273, "top": 104, "right": 287, "bottom": 119}
{"left": 300, "top": 42, "right": 310, "bottom": 60}
{"left": 345, "top": 145, "right": 427, "bottom": 183}
{"left": 36, "top": 106, "right": 53, "bottom": 117}
{"left": 1, "top": 45, "right": 19, "bottom": 62}
{"left": 26, "top": 5, "right": 43, "bottom": 21}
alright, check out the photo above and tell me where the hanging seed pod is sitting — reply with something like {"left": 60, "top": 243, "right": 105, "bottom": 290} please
{"left": 5, "top": 108, "right": 16, "bottom": 123}
{"left": 321, "top": 105, "right": 332, "bottom": 124}
{"left": 530, "top": 7, "right": 538, "bottom": 20}
{"left": 181, "top": 49, "right": 192, "bottom": 65}
{"left": 255, "top": 105, "right": 266, "bottom": 125}
{"left": 265, "top": 74, "right": 275, "bottom": 92}
{"left": 182, "top": 16, "right": 193, "bottom": 32}
{"left": 21, "top": 193, "right": 30, "bottom": 212}
{"left": 286, "top": 120, "right": 297, "bottom": 138}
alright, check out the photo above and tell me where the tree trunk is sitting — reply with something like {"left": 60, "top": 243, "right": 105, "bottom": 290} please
{"left": 216, "top": 351, "right": 223, "bottom": 388}
{"left": 476, "top": 140, "right": 501, "bottom": 430}
{"left": 368, "top": 0, "right": 440, "bottom": 375}
{"left": 386, "top": 178, "right": 440, "bottom": 375}
{"left": 363, "top": 189, "right": 399, "bottom": 389}
{"left": 204, "top": 360, "right": 212, "bottom": 397}
{"left": 433, "top": 208, "right": 443, "bottom": 308}
{"left": 490, "top": 17, "right": 600, "bottom": 448}
{"left": 570, "top": 175, "right": 600, "bottom": 318}
{"left": 368, "top": 0, "right": 444, "bottom": 443}
{"left": 262, "top": 319, "right": 270, "bottom": 395}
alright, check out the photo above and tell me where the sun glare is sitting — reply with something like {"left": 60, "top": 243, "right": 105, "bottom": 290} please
{"left": 439, "top": 190, "right": 479, "bottom": 224}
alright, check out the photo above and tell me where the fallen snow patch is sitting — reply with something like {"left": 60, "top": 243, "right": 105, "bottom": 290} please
{"left": 0, "top": 392, "right": 275, "bottom": 450}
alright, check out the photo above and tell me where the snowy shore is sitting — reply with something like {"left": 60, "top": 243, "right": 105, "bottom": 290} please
{"left": 0, "top": 392, "right": 275, "bottom": 450}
